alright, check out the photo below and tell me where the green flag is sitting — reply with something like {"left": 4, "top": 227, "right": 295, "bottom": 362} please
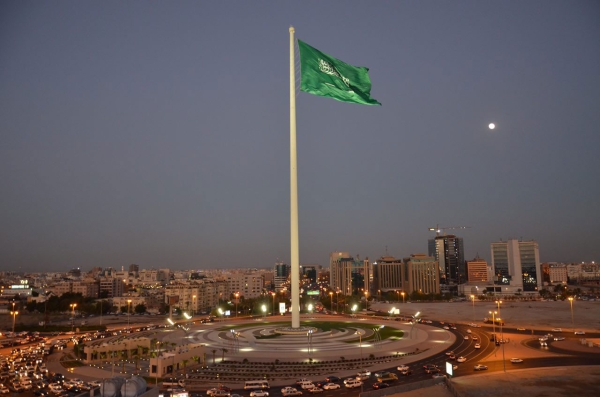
{"left": 298, "top": 40, "right": 381, "bottom": 106}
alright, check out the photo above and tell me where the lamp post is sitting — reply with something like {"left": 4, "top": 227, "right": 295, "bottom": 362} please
{"left": 355, "top": 330, "right": 364, "bottom": 361}
{"left": 154, "top": 341, "right": 161, "bottom": 385}
{"left": 11, "top": 310, "right": 18, "bottom": 333}
{"left": 234, "top": 292, "right": 239, "bottom": 318}
{"left": 192, "top": 295, "right": 196, "bottom": 316}
{"left": 396, "top": 290, "right": 400, "bottom": 302}
{"left": 336, "top": 290, "right": 340, "bottom": 313}
{"left": 495, "top": 300, "right": 502, "bottom": 340}
{"left": 271, "top": 292, "right": 276, "bottom": 315}
{"left": 364, "top": 291, "right": 369, "bottom": 311}
{"left": 70, "top": 303, "right": 77, "bottom": 332}
{"left": 568, "top": 297, "right": 574, "bottom": 332}
{"left": 127, "top": 299, "right": 132, "bottom": 330}
{"left": 401, "top": 291, "right": 405, "bottom": 304}
{"left": 329, "top": 292, "right": 333, "bottom": 312}
{"left": 307, "top": 329, "right": 313, "bottom": 357}
{"left": 489, "top": 311, "right": 497, "bottom": 341}
{"left": 261, "top": 304, "right": 266, "bottom": 318}
{"left": 470, "top": 295, "right": 475, "bottom": 323}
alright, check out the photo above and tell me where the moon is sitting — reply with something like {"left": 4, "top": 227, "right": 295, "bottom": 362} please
{"left": 488, "top": 123, "right": 496, "bottom": 130}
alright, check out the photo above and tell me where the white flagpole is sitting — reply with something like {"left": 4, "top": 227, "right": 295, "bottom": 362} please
{"left": 289, "top": 26, "right": 300, "bottom": 329}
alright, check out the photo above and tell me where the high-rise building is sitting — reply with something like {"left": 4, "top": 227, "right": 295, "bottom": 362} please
{"left": 490, "top": 239, "right": 541, "bottom": 291}
{"left": 274, "top": 261, "right": 290, "bottom": 292}
{"left": 372, "top": 256, "right": 407, "bottom": 293}
{"left": 466, "top": 256, "right": 491, "bottom": 283}
{"left": 428, "top": 235, "right": 465, "bottom": 284}
{"left": 403, "top": 254, "right": 439, "bottom": 295}
{"left": 329, "top": 252, "right": 369, "bottom": 296}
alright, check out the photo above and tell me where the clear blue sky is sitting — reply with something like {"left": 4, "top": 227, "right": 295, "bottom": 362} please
{"left": 1, "top": 1, "right": 599, "bottom": 272}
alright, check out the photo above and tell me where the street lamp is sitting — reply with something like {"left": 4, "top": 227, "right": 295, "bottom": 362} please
{"left": 307, "top": 329, "right": 313, "bottom": 357}
{"left": 364, "top": 291, "right": 369, "bottom": 311}
{"left": 127, "top": 299, "right": 132, "bottom": 330}
{"left": 355, "top": 330, "right": 364, "bottom": 361}
{"left": 489, "top": 311, "right": 497, "bottom": 340}
{"left": 10, "top": 310, "right": 18, "bottom": 333}
{"left": 470, "top": 294, "right": 475, "bottom": 321}
{"left": 336, "top": 290, "right": 340, "bottom": 313}
{"left": 396, "top": 290, "right": 400, "bottom": 302}
{"left": 261, "top": 304, "right": 266, "bottom": 318}
{"left": 401, "top": 291, "right": 405, "bottom": 304}
{"left": 495, "top": 300, "right": 503, "bottom": 342}
{"left": 192, "top": 295, "right": 196, "bottom": 316}
{"left": 70, "top": 303, "right": 77, "bottom": 332}
{"left": 234, "top": 292, "right": 239, "bottom": 318}
{"left": 568, "top": 297, "right": 574, "bottom": 332}
{"left": 271, "top": 292, "right": 276, "bottom": 315}
{"left": 329, "top": 292, "right": 333, "bottom": 311}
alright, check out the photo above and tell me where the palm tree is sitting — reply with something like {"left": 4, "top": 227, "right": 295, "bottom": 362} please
{"left": 182, "top": 359, "right": 188, "bottom": 377}
{"left": 212, "top": 349, "right": 217, "bottom": 365}
{"left": 221, "top": 348, "right": 228, "bottom": 361}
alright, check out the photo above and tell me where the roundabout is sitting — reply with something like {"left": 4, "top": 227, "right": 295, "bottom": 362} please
{"left": 163, "top": 316, "right": 456, "bottom": 362}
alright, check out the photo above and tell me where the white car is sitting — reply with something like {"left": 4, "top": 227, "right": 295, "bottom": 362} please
{"left": 510, "top": 358, "right": 523, "bottom": 363}
{"left": 474, "top": 343, "right": 481, "bottom": 349}
{"left": 344, "top": 380, "right": 363, "bottom": 389}
{"left": 322, "top": 384, "right": 340, "bottom": 390}
{"left": 281, "top": 387, "right": 302, "bottom": 397}
{"left": 466, "top": 329, "right": 472, "bottom": 334}
{"left": 456, "top": 356, "right": 467, "bottom": 363}
{"left": 250, "top": 391, "right": 269, "bottom": 397}
{"left": 474, "top": 364, "right": 488, "bottom": 371}
{"left": 464, "top": 335, "right": 469, "bottom": 340}
{"left": 397, "top": 365, "right": 410, "bottom": 371}
{"left": 49, "top": 383, "right": 64, "bottom": 393}
{"left": 554, "top": 336, "right": 565, "bottom": 341}
{"left": 574, "top": 331, "right": 586, "bottom": 335}
{"left": 517, "top": 327, "right": 526, "bottom": 331}
{"left": 307, "top": 388, "right": 323, "bottom": 394}
{"left": 551, "top": 328, "right": 562, "bottom": 332}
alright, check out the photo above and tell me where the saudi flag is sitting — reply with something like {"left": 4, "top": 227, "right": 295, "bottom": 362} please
{"left": 298, "top": 40, "right": 381, "bottom": 106}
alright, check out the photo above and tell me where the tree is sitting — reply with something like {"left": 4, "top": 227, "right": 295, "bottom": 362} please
{"left": 212, "top": 349, "right": 217, "bottom": 365}
{"left": 182, "top": 359, "right": 188, "bottom": 377}
{"left": 221, "top": 348, "right": 228, "bottom": 361}
{"left": 134, "top": 303, "right": 147, "bottom": 314}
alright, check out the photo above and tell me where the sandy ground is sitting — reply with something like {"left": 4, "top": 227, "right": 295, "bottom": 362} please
{"left": 370, "top": 299, "right": 600, "bottom": 333}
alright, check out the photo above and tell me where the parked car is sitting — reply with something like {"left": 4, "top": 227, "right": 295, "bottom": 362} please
{"left": 474, "top": 364, "right": 488, "bottom": 371}
{"left": 574, "top": 331, "right": 585, "bottom": 335}
{"left": 322, "top": 384, "right": 340, "bottom": 390}
{"left": 307, "top": 388, "right": 323, "bottom": 394}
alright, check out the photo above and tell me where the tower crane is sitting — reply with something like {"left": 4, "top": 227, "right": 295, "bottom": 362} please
{"left": 428, "top": 224, "right": 471, "bottom": 237}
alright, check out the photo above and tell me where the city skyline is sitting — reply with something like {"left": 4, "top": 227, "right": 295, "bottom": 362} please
{"left": 1, "top": 2, "right": 599, "bottom": 272}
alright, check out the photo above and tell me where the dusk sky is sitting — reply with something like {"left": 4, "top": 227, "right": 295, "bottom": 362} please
{"left": 1, "top": 1, "right": 599, "bottom": 273}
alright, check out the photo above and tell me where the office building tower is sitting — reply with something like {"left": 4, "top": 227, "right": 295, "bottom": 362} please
{"left": 403, "top": 254, "right": 439, "bottom": 295}
{"left": 274, "top": 261, "right": 290, "bottom": 292}
{"left": 466, "top": 256, "right": 491, "bottom": 283}
{"left": 329, "top": 252, "right": 369, "bottom": 296}
{"left": 372, "top": 256, "right": 407, "bottom": 293}
{"left": 490, "top": 239, "right": 541, "bottom": 291}
{"left": 428, "top": 235, "right": 465, "bottom": 284}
